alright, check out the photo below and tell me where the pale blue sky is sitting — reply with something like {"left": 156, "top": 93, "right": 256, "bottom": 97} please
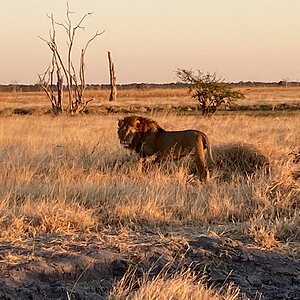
{"left": 1, "top": 0, "right": 300, "bottom": 84}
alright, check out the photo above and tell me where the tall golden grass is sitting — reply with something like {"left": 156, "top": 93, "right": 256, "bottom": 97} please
{"left": 109, "top": 269, "right": 240, "bottom": 300}
{"left": 0, "top": 110, "right": 298, "bottom": 299}
{"left": 0, "top": 114, "right": 299, "bottom": 248}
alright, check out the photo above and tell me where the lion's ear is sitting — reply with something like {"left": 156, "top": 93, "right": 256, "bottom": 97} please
{"left": 135, "top": 119, "right": 141, "bottom": 129}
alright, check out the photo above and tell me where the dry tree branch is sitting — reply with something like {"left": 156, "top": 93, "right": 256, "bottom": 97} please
{"left": 39, "top": 3, "right": 103, "bottom": 114}
{"left": 38, "top": 68, "right": 53, "bottom": 102}
{"left": 74, "top": 12, "right": 93, "bottom": 31}
{"left": 83, "top": 30, "right": 105, "bottom": 55}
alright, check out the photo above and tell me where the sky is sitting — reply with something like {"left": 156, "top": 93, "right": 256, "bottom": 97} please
{"left": 1, "top": 0, "right": 300, "bottom": 84}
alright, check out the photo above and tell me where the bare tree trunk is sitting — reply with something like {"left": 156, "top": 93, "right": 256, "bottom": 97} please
{"left": 56, "top": 67, "right": 63, "bottom": 114}
{"left": 108, "top": 51, "right": 117, "bottom": 101}
{"left": 39, "top": 6, "right": 104, "bottom": 114}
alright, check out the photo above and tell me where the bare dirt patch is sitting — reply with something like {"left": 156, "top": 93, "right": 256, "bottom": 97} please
{"left": 0, "top": 229, "right": 299, "bottom": 300}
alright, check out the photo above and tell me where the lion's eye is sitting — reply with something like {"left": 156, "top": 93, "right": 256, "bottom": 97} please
{"left": 119, "top": 127, "right": 126, "bottom": 134}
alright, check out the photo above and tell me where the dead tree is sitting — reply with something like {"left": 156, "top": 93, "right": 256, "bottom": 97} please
{"left": 39, "top": 4, "right": 104, "bottom": 114}
{"left": 108, "top": 51, "right": 117, "bottom": 101}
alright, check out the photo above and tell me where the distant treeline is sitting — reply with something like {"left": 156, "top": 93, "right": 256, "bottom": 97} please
{"left": 0, "top": 81, "right": 298, "bottom": 92}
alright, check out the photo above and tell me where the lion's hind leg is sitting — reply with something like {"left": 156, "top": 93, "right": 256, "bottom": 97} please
{"left": 194, "top": 141, "right": 210, "bottom": 182}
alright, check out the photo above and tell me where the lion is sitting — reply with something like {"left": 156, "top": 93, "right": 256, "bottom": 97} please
{"left": 117, "top": 115, "right": 214, "bottom": 182}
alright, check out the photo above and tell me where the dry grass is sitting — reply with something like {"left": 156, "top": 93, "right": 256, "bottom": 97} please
{"left": 1, "top": 86, "right": 300, "bottom": 111}
{"left": 109, "top": 269, "right": 240, "bottom": 300}
{"left": 0, "top": 92, "right": 299, "bottom": 298}
{"left": 0, "top": 197, "right": 97, "bottom": 238}
{"left": 0, "top": 89, "right": 191, "bottom": 110}
{"left": 0, "top": 113, "right": 298, "bottom": 248}
{"left": 238, "top": 86, "right": 300, "bottom": 105}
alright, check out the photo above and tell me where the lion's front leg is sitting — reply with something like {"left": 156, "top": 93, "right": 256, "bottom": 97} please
{"left": 137, "top": 155, "right": 158, "bottom": 173}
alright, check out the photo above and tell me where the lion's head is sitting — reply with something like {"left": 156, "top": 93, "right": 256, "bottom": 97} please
{"left": 118, "top": 116, "right": 140, "bottom": 149}
{"left": 117, "top": 116, "right": 164, "bottom": 152}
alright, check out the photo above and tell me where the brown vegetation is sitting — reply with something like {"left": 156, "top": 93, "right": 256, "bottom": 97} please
{"left": 0, "top": 89, "right": 299, "bottom": 299}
